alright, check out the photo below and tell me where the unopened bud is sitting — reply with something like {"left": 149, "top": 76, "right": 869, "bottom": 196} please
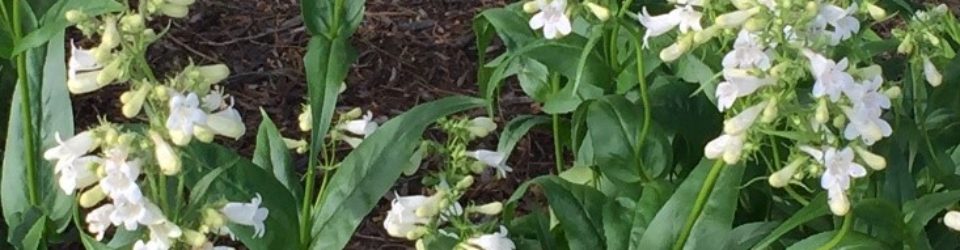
{"left": 584, "top": 3, "right": 610, "bottom": 21}
{"left": 804, "top": 2, "right": 820, "bottom": 18}
{"left": 207, "top": 109, "right": 245, "bottom": 139}
{"left": 468, "top": 202, "right": 503, "bottom": 215}
{"left": 829, "top": 191, "right": 850, "bottom": 216}
{"left": 832, "top": 113, "right": 846, "bottom": 130}
{"left": 198, "top": 64, "right": 230, "bottom": 85}
{"left": 405, "top": 227, "right": 428, "bottom": 240}
{"left": 884, "top": 86, "right": 901, "bottom": 99}
{"left": 865, "top": 3, "right": 887, "bottom": 20}
{"left": 160, "top": 3, "right": 190, "bottom": 18}
{"left": 65, "top": 10, "right": 87, "bottom": 24}
{"left": 769, "top": 158, "right": 805, "bottom": 188}
{"left": 298, "top": 106, "right": 312, "bottom": 132}
{"left": 169, "top": 129, "right": 192, "bottom": 146}
{"left": 79, "top": 185, "right": 107, "bottom": 208}
{"left": 343, "top": 107, "right": 363, "bottom": 120}
{"left": 456, "top": 176, "right": 475, "bottom": 190}
{"left": 923, "top": 56, "right": 943, "bottom": 87}
{"left": 898, "top": 35, "right": 913, "bottom": 55}
{"left": 120, "top": 14, "right": 145, "bottom": 33}
{"left": 522, "top": 1, "right": 541, "bottom": 13}
{"left": 761, "top": 97, "right": 778, "bottom": 123}
{"left": 183, "top": 229, "right": 207, "bottom": 247}
{"left": 743, "top": 17, "right": 765, "bottom": 32}
{"left": 815, "top": 99, "right": 829, "bottom": 125}
{"left": 150, "top": 131, "right": 181, "bottom": 175}
{"left": 694, "top": 26, "right": 720, "bottom": 44}
{"left": 467, "top": 117, "right": 497, "bottom": 138}
{"left": 854, "top": 146, "right": 886, "bottom": 170}
{"left": 660, "top": 35, "right": 692, "bottom": 62}
{"left": 925, "top": 32, "right": 941, "bottom": 46}
{"left": 945, "top": 211, "right": 960, "bottom": 231}
{"left": 193, "top": 125, "right": 215, "bottom": 143}
{"left": 203, "top": 209, "right": 225, "bottom": 229}
{"left": 167, "top": 0, "right": 196, "bottom": 5}
{"left": 122, "top": 87, "right": 150, "bottom": 118}
{"left": 101, "top": 16, "right": 121, "bottom": 49}
{"left": 97, "top": 59, "right": 122, "bottom": 85}
{"left": 715, "top": 7, "right": 760, "bottom": 28}
{"left": 283, "top": 138, "right": 308, "bottom": 154}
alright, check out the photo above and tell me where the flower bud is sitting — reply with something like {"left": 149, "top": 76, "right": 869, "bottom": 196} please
{"left": 202, "top": 209, "right": 225, "bottom": 229}
{"left": 65, "top": 10, "right": 87, "bottom": 24}
{"left": 829, "top": 191, "right": 850, "bottom": 216}
{"left": 761, "top": 97, "right": 778, "bottom": 124}
{"left": 100, "top": 16, "right": 121, "bottom": 49}
{"left": 120, "top": 14, "right": 145, "bottom": 33}
{"left": 815, "top": 99, "right": 829, "bottom": 125}
{"left": 79, "top": 185, "right": 107, "bottom": 208}
{"left": 207, "top": 108, "right": 245, "bottom": 139}
{"left": 283, "top": 138, "right": 308, "bottom": 154}
{"left": 865, "top": 2, "right": 886, "bottom": 20}
{"left": 68, "top": 71, "right": 106, "bottom": 94}
{"left": 898, "top": 35, "right": 913, "bottom": 55}
{"left": 723, "top": 101, "right": 766, "bottom": 135}
{"left": 467, "top": 116, "right": 497, "bottom": 138}
{"left": 925, "top": 32, "right": 940, "bottom": 47}
{"left": 170, "top": 129, "right": 192, "bottom": 146}
{"left": 97, "top": 59, "right": 122, "bottom": 85}
{"left": 103, "top": 129, "right": 119, "bottom": 146}
{"left": 743, "top": 17, "right": 765, "bottom": 32}
{"left": 804, "top": 2, "right": 820, "bottom": 18}
{"left": 469, "top": 161, "right": 486, "bottom": 174}
{"left": 405, "top": 227, "right": 428, "bottom": 240}
{"left": 769, "top": 158, "right": 805, "bottom": 188}
{"left": 182, "top": 229, "right": 207, "bottom": 247}
{"left": 298, "top": 106, "right": 312, "bottom": 132}
{"left": 467, "top": 202, "right": 503, "bottom": 215}
{"left": 150, "top": 131, "right": 181, "bottom": 176}
{"left": 456, "top": 176, "right": 475, "bottom": 190}
{"left": 884, "top": 86, "right": 901, "bottom": 99}
{"left": 853, "top": 146, "right": 886, "bottom": 170}
{"left": 694, "top": 26, "right": 720, "bottom": 44}
{"left": 167, "top": 0, "right": 196, "bottom": 5}
{"left": 945, "top": 211, "right": 960, "bottom": 231}
{"left": 343, "top": 107, "right": 363, "bottom": 120}
{"left": 160, "top": 3, "right": 190, "bottom": 18}
{"left": 715, "top": 7, "right": 760, "bottom": 28}
{"left": 193, "top": 125, "right": 215, "bottom": 143}
{"left": 415, "top": 239, "right": 428, "bottom": 250}
{"left": 198, "top": 64, "right": 230, "bottom": 85}
{"left": 584, "top": 3, "right": 610, "bottom": 21}
{"left": 731, "top": 0, "right": 755, "bottom": 9}
{"left": 522, "top": 1, "right": 541, "bottom": 13}
{"left": 122, "top": 87, "right": 150, "bottom": 118}
{"left": 660, "top": 35, "right": 692, "bottom": 62}
{"left": 923, "top": 56, "right": 942, "bottom": 87}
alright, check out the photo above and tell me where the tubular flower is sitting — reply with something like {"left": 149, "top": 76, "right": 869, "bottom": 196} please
{"left": 722, "top": 30, "right": 771, "bottom": 70}
{"left": 205, "top": 107, "right": 245, "bottom": 139}
{"left": 715, "top": 7, "right": 761, "bottom": 28}
{"left": 67, "top": 42, "right": 108, "bottom": 94}
{"left": 166, "top": 92, "right": 207, "bottom": 146}
{"left": 463, "top": 226, "right": 516, "bottom": 250}
{"left": 338, "top": 111, "right": 379, "bottom": 148}
{"left": 802, "top": 49, "right": 855, "bottom": 102}
{"left": 637, "top": 4, "right": 702, "bottom": 47}
{"left": 220, "top": 193, "right": 269, "bottom": 238}
{"left": 44, "top": 131, "right": 101, "bottom": 194}
{"left": 149, "top": 131, "right": 180, "bottom": 175}
{"left": 716, "top": 69, "right": 773, "bottom": 111}
{"left": 945, "top": 211, "right": 960, "bottom": 231}
{"left": 842, "top": 106, "right": 892, "bottom": 145}
{"left": 528, "top": 0, "right": 572, "bottom": 39}
{"left": 813, "top": 3, "right": 860, "bottom": 45}
{"left": 467, "top": 116, "right": 498, "bottom": 138}
{"left": 100, "top": 148, "right": 143, "bottom": 204}
{"left": 802, "top": 146, "right": 866, "bottom": 216}
{"left": 86, "top": 204, "right": 115, "bottom": 240}
{"left": 384, "top": 192, "right": 461, "bottom": 239}
{"left": 704, "top": 133, "right": 745, "bottom": 164}
{"left": 923, "top": 56, "right": 943, "bottom": 87}
{"left": 723, "top": 101, "right": 767, "bottom": 135}
{"left": 466, "top": 150, "right": 513, "bottom": 178}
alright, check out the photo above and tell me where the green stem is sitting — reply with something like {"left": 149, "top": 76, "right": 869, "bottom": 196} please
{"left": 300, "top": 151, "right": 318, "bottom": 248}
{"left": 12, "top": 0, "right": 39, "bottom": 207}
{"left": 158, "top": 174, "right": 169, "bottom": 212}
{"left": 818, "top": 213, "right": 854, "bottom": 250}
{"left": 672, "top": 160, "right": 725, "bottom": 250}
{"left": 632, "top": 32, "right": 651, "bottom": 180}
{"left": 174, "top": 174, "right": 185, "bottom": 221}
{"left": 549, "top": 73, "right": 563, "bottom": 173}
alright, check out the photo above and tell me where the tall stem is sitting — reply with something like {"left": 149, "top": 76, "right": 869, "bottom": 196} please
{"left": 630, "top": 31, "right": 652, "bottom": 181}
{"left": 13, "top": 0, "right": 39, "bottom": 206}
{"left": 818, "top": 213, "right": 853, "bottom": 250}
{"left": 300, "top": 150, "right": 317, "bottom": 248}
{"left": 549, "top": 73, "right": 563, "bottom": 173}
{"left": 672, "top": 160, "right": 725, "bottom": 250}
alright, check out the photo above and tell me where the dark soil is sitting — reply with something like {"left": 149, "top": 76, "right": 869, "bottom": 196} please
{"left": 71, "top": 0, "right": 555, "bottom": 249}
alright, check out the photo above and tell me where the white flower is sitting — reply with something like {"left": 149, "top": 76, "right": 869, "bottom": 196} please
{"left": 722, "top": 30, "right": 771, "bottom": 70}
{"left": 69, "top": 41, "right": 102, "bottom": 76}
{"left": 704, "top": 133, "right": 745, "bottom": 164}
{"left": 110, "top": 200, "right": 165, "bottom": 231}
{"left": 814, "top": 3, "right": 860, "bottom": 45}
{"left": 204, "top": 107, "right": 245, "bottom": 139}
{"left": 715, "top": 69, "right": 773, "bottom": 111}
{"left": 802, "top": 49, "right": 855, "bottom": 102}
{"left": 86, "top": 204, "right": 115, "bottom": 240}
{"left": 637, "top": 5, "right": 702, "bottom": 46}
{"left": 715, "top": 7, "right": 760, "bottom": 28}
{"left": 146, "top": 221, "right": 182, "bottom": 248}
{"left": 842, "top": 106, "right": 892, "bottom": 145}
{"left": 44, "top": 131, "right": 98, "bottom": 161}
{"left": 945, "top": 211, "right": 960, "bottom": 231}
{"left": 384, "top": 195, "right": 433, "bottom": 239}
{"left": 149, "top": 131, "right": 180, "bottom": 176}
{"left": 100, "top": 148, "right": 143, "bottom": 203}
{"left": 804, "top": 146, "right": 865, "bottom": 215}
{"left": 55, "top": 156, "right": 100, "bottom": 195}
{"left": 528, "top": 0, "right": 572, "bottom": 39}
{"left": 723, "top": 101, "right": 766, "bottom": 135}
{"left": 201, "top": 88, "right": 226, "bottom": 111}
{"left": 466, "top": 150, "right": 513, "bottom": 178}
{"left": 827, "top": 185, "right": 850, "bottom": 216}
{"left": 133, "top": 240, "right": 167, "bottom": 250}
{"left": 465, "top": 226, "right": 516, "bottom": 250}
{"left": 923, "top": 56, "right": 943, "bottom": 87}
{"left": 166, "top": 92, "right": 207, "bottom": 144}
{"left": 220, "top": 193, "right": 269, "bottom": 238}
{"left": 844, "top": 75, "right": 890, "bottom": 116}
{"left": 339, "top": 111, "right": 378, "bottom": 137}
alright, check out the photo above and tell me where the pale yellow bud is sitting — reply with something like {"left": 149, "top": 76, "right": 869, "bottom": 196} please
{"left": 659, "top": 36, "right": 692, "bottom": 62}
{"left": 832, "top": 113, "right": 846, "bottom": 130}
{"left": 468, "top": 202, "right": 503, "bottom": 215}
{"left": 65, "top": 10, "right": 86, "bottom": 24}
{"left": 183, "top": 229, "right": 207, "bottom": 247}
{"left": 884, "top": 86, "right": 901, "bottom": 99}
{"left": 153, "top": 86, "right": 170, "bottom": 100}
{"left": 122, "top": 87, "right": 150, "bottom": 118}
{"left": 193, "top": 125, "right": 215, "bottom": 143}
{"left": 68, "top": 71, "right": 106, "bottom": 94}
{"left": 769, "top": 158, "right": 804, "bottom": 188}
{"left": 731, "top": 0, "right": 755, "bottom": 9}
{"left": 865, "top": 3, "right": 886, "bottom": 20}
{"left": 202, "top": 209, "right": 225, "bottom": 229}
{"left": 945, "top": 211, "right": 960, "bottom": 231}
{"left": 150, "top": 131, "right": 181, "bottom": 176}
{"left": 406, "top": 227, "right": 428, "bottom": 240}
{"left": 120, "top": 14, "right": 145, "bottom": 33}
{"left": 467, "top": 116, "right": 497, "bottom": 138}
{"left": 925, "top": 32, "right": 941, "bottom": 46}
{"left": 100, "top": 16, "right": 121, "bottom": 49}
{"left": 170, "top": 129, "right": 192, "bottom": 146}
{"left": 715, "top": 7, "right": 761, "bottom": 28}
{"left": 97, "top": 59, "right": 122, "bottom": 85}
{"left": 197, "top": 64, "right": 230, "bottom": 85}
{"left": 79, "top": 185, "right": 107, "bottom": 208}
{"left": 415, "top": 239, "right": 428, "bottom": 250}
{"left": 743, "top": 18, "right": 765, "bottom": 32}
{"left": 283, "top": 138, "right": 308, "bottom": 154}
{"left": 815, "top": 99, "right": 829, "bottom": 125}
{"left": 160, "top": 3, "right": 189, "bottom": 18}
{"left": 694, "top": 26, "right": 720, "bottom": 44}
{"left": 523, "top": 1, "right": 541, "bottom": 13}
{"left": 923, "top": 56, "right": 943, "bottom": 87}
{"left": 298, "top": 109, "right": 312, "bottom": 132}
{"left": 584, "top": 3, "right": 610, "bottom": 21}
{"left": 898, "top": 35, "right": 913, "bottom": 55}
{"left": 456, "top": 176, "right": 475, "bottom": 190}
{"left": 854, "top": 146, "right": 886, "bottom": 170}
{"left": 761, "top": 97, "right": 778, "bottom": 124}
{"left": 343, "top": 107, "right": 363, "bottom": 120}
{"left": 829, "top": 191, "right": 850, "bottom": 216}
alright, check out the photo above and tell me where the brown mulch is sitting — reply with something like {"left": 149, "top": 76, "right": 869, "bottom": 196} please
{"left": 71, "top": 0, "right": 555, "bottom": 249}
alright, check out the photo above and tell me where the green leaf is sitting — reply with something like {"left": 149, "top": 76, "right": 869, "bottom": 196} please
{"left": 536, "top": 176, "right": 606, "bottom": 249}
{"left": 498, "top": 115, "right": 549, "bottom": 159}
{"left": 587, "top": 96, "right": 671, "bottom": 182}
{"left": 786, "top": 231, "right": 889, "bottom": 250}
{"left": 475, "top": 7, "right": 536, "bottom": 51}
{"left": 304, "top": 35, "right": 356, "bottom": 161}
{"left": 675, "top": 54, "right": 716, "bottom": 104}
{"left": 12, "top": 0, "right": 124, "bottom": 55}
{"left": 753, "top": 194, "right": 829, "bottom": 249}
{"left": 635, "top": 159, "right": 744, "bottom": 250}
{"left": 300, "top": 0, "right": 365, "bottom": 37}
{"left": 517, "top": 57, "right": 551, "bottom": 102}
{"left": 309, "top": 96, "right": 485, "bottom": 250}
{"left": 853, "top": 198, "right": 906, "bottom": 243}
{"left": 903, "top": 190, "right": 960, "bottom": 236}
{"left": 182, "top": 143, "right": 301, "bottom": 250}
{"left": 524, "top": 42, "right": 614, "bottom": 92}
{"left": 252, "top": 109, "right": 302, "bottom": 202}
{"left": 722, "top": 222, "right": 778, "bottom": 250}
{"left": 628, "top": 180, "right": 673, "bottom": 247}
{"left": 20, "top": 215, "right": 45, "bottom": 250}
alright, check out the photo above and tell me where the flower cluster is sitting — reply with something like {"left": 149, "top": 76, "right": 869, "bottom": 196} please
{"left": 53, "top": 2, "right": 270, "bottom": 249}
{"left": 522, "top": 0, "right": 612, "bottom": 40}
{"left": 382, "top": 116, "right": 516, "bottom": 250}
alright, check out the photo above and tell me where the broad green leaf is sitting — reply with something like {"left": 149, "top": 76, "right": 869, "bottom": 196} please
{"left": 722, "top": 222, "right": 778, "bottom": 250}
{"left": 508, "top": 210, "right": 556, "bottom": 250}
{"left": 524, "top": 42, "right": 614, "bottom": 92}
{"left": 300, "top": 0, "right": 365, "bottom": 37}
{"left": 853, "top": 198, "right": 906, "bottom": 243}
{"left": 753, "top": 194, "right": 829, "bottom": 249}
{"left": 517, "top": 57, "right": 551, "bottom": 102}
{"left": 498, "top": 115, "right": 549, "bottom": 159}
{"left": 786, "top": 231, "right": 890, "bottom": 250}
{"left": 635, "top": 159, "right": 744, "bottom": 250}
{"left": 587, "top": 95, "right": 671, "bottom": 182}
{"left": 537, "top": 176, "right": 606, "bottom": 249}
{"left": 604, "top": 198, "right": 634, "bottom": 250}
{"left": 475, "top": 7, "right": 536, "bottom": 51}
{"left": 675, "top": 54, "right": 716, "bottom": 104}
{"left": 12, "top": 0, "right": 124, "bottom": 55}
{"left": 20, "top": 215, "right": 45, "bottom": 250}
{"left": 309, "top": 96, "right": 485, "bottom": 250}
{"left": 628, "top": 180, "right": 673, "bottom": 247}
{"left": 903, "top": 190, "right": 960, "bottom": 237}
{"left": 182, "top": 143, "right": 300, "bottom": 250}
{"left": 252, "top": 110, "right": 302, "bottom": 202}
{"left": 8, "top": 208, "right": 44, "bottom": 250}
{"left": 304, "top": 35, "right": 356, "bottom": 164}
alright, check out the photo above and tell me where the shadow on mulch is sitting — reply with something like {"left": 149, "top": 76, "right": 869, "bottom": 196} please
{"left": 71, "top": 0, "right": 555, "bottom": 248}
